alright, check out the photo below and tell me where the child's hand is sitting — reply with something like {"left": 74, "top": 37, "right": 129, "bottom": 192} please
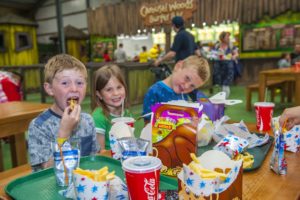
{"left": 57, "top": 104, "right": 81, "bottom": 138}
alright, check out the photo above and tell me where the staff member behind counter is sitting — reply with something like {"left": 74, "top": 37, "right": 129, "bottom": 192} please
{"left": 154, "top": 16, "right": 201, "bottom": 66}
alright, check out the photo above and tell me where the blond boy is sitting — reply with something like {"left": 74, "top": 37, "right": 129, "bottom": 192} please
{"left": 28, "top": 54, "right": 99, "bottom": 171}
{"left": 143, "top": 55, "right": 210, "bottom": 122}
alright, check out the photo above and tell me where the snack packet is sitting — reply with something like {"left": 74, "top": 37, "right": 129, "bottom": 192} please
{"left": 270, "top": 119, "right": 287, "bottom": 175}
{"left": 109, "top": 122, "right": 134, "bottom": 159}
{"left": 272, "top": 116, "right": 300, "bottom": 152}
{"left": 53, "top": 139, "right": 80, "bottom": 186}
{"left": 118, "top": 137, "right": 149, "bottom": 162}
{"left": 151, "top": 101, "right": 201, "bottom": 176}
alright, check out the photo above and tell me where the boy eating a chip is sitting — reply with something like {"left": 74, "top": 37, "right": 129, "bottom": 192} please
{"left": 28, "top": 54, "right": 100, "bottom": 171}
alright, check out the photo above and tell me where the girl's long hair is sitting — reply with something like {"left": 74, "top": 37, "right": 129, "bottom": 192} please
{"left": 92, "top": 64, "right": 128, "bottom": 117}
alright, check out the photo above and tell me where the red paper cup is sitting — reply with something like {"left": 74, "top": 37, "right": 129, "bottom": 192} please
{"left": 254, "top": 102, "right": 275, "bottom": 131}
{"left": 111, "top": 117, "right": 135, "bottom": 127}
{"left": 122, "top": 156, "right": 162, "bottom": 200}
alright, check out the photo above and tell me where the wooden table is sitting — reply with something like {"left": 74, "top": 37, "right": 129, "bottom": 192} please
{"left": 0, "top": 123, "right": 299, "bottom": 200}
{"left": 0, "top": 102, "right": 50, "bottom": 171}
{"left": 258, "top": 67, "right": 300, "bottom": 105}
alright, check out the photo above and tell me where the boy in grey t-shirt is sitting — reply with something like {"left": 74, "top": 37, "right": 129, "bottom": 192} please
{"left": 28, "top": 54, "right": 100, "bottom": 171}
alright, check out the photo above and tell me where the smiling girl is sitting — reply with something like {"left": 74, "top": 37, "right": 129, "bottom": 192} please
{"left": 92, "top": 64, "right": 132, "bottom": 152}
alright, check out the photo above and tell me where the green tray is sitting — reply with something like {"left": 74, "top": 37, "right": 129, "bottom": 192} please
{"left": 5, "top": 156, "right": 178, "bottom": 200}
{"left": 197, "top": 133, "right": 274, "bottom": 172}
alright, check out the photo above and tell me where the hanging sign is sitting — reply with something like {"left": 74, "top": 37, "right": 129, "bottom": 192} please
{"left": 140, "top": 0, "right": 197, "bottom": 26}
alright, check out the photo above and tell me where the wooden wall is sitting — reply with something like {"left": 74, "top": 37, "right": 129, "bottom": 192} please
{"left": 87, "top": 0, "right": 300, "bottom": 36}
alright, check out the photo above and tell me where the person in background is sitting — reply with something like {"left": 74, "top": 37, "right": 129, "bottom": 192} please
{"left": 196, "top": 41, "right": 207, "bottom": 59}
{"left": 139, "top": 46, "right": 149, "bottom": 63}
{"left": 277, "top": 53, "right": 291, "bottom": 68}
{"left": 114, "top": 43, "right": 127, "bottom": 63}
{"left": 143, "top": 56, "right": 210, "bottom": 123}
{"left": 92, "top": 64, "right": 132, "bottom": 153}
{"left": 213, "top": 31, "right": 239, "bottom": 98}
{"left": 154, "top": 16, "right": 201, "bottom": 66}
{"left": 149, "top": 44, "right": 160, "bottom": 60}
{"left": 0, "top": 71, "right": 22, "bottom": 103}
{"left": 28, "top": 54, "right": 100, "bottom": 172}
{"left": 290, "top": 44, "right": 300, "bottom": 65}
{"left": 279, "top": 106, "right": 300, "bottom": 131}
{"left": 103, "top": 49, "right": 112, "bottom": 62}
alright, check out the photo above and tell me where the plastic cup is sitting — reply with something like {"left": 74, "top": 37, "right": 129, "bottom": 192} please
{"left": 122, "top": 156, "right": 162, "bottom": 200}
{"left": 254, "top": 102, "right": 275, "bottom": 131}
{"left": 111, "top": 117, "right": 135, "bottom": 127}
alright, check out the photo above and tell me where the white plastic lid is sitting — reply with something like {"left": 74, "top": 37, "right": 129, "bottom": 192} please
{"left": 254, "top": 102, "right": 275, "bottom": 107}
{"left": 111, "top": 117, "right": 135, "bottom": 123}
{"left": 122, "top": 156, "right": 162, "bottom": 173}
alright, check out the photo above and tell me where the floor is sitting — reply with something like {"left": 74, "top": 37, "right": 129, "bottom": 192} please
{"left": 1, "top": 85, "right": 291, "bottom": 170}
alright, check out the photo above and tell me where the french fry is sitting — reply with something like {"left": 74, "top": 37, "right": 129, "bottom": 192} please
{"left": 188, "top": 162, "right": 228, "bottom": 181}
{"left": 190, "top": 153, "right": 200, "bottom": 164}
{"left": 234, "top": 152, "right": 254, "bottom": 169}
{"left": 73, "top": 166, "right": 115, "bottom": 182}
{"left": 69, "top": 98, "right": 76, "bottom": 110}
{"left": 106, "top": 171, "right": 115, "bottom": 181}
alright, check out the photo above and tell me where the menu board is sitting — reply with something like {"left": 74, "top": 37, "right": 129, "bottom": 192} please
{"left": 242, "top": 24, "right": 300, "bottom": 52}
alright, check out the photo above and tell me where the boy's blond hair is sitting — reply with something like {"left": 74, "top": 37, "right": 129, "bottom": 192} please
{"left": 182, "top": 55, "right": 210, "bottom": 84}
{"left": 44, "top": 54, "right": 87, "bottom": 84}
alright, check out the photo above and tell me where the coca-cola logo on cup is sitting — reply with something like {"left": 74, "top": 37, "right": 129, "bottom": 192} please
{"left": 144, "top": 178, "right": 156, "bottom": 199}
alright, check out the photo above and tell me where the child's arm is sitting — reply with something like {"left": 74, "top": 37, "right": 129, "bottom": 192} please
{"left": 28, "top": 119, "right": 54, "bottom": 171}
{"left": 57, "top": 104, "right": 81, "bottom": 139}
{"left": 96, "top": 134, "right": 107, "bottom": 154}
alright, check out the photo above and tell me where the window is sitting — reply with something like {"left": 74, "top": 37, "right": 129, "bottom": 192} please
{"left": 15, "top": 32, "right": 32, "bottom": 51}
{"left": 0, "top": 32, "right": 5, "bottom": 52}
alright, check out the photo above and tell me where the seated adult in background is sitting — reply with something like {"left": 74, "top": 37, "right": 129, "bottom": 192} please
{"left": 279, "top": 106, "right": 300, "bottom": 130}
{"left": 114, "top": 43, "right": 127, "bottom": 63}
{"left": 154, "top": 16, "right": 201, "bottom": 66}
{"left": 277, "top": 53, "right": 291, "bottom": 68}
{"left": 290, "top": 44, "right": 300, "bottom": 65}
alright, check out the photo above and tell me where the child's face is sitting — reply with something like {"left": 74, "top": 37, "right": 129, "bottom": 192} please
{"left": 44, "top": 69, "right": 86, "bottom": 114}
{"left": 97, "top": 76, "right": 126, "bottom": 111}
{"left": 171, "top": 64, "right": 203, "bottom": 94}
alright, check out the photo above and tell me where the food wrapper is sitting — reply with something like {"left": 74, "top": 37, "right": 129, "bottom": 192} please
{"left": 53, "top": 140, "right": 80, "bottom": 186}
{"left": 197, "top": 113, "right": 214, "bottom": 147}
{"left": 59, "top": 175, "right": 128, "bottom": 199}
{"left": 151, "top": 101, "right": 201, "bottom": 176}
{"left": 272, "top": 117, "right": 300, "bottom": 153}
{"left": 213, "top": 134, "right": 249, "bottom": 158}
{"left": 213, "top": 116, "right": 269, "bottom": 148}
{"left": 118, "top": 137, "right": 149, "bottom": 162}
{"left": 71, "top": 167, "right": 128, "bottom": 200}
{"left": 178, "top": 150, "right": 242, "bottom": 199}
{"left": 197, "top": 92, "right": 242, "bottom": 122}
{"left": 109, "top": 121, "right": 134, "bottom": 159}
{"left": 73, "top": 172, "right": 109, "bottom": 199}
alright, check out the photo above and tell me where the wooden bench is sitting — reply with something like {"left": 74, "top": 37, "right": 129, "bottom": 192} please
{"left": 246, "top": 80, "right": 285, "bottom": 111}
